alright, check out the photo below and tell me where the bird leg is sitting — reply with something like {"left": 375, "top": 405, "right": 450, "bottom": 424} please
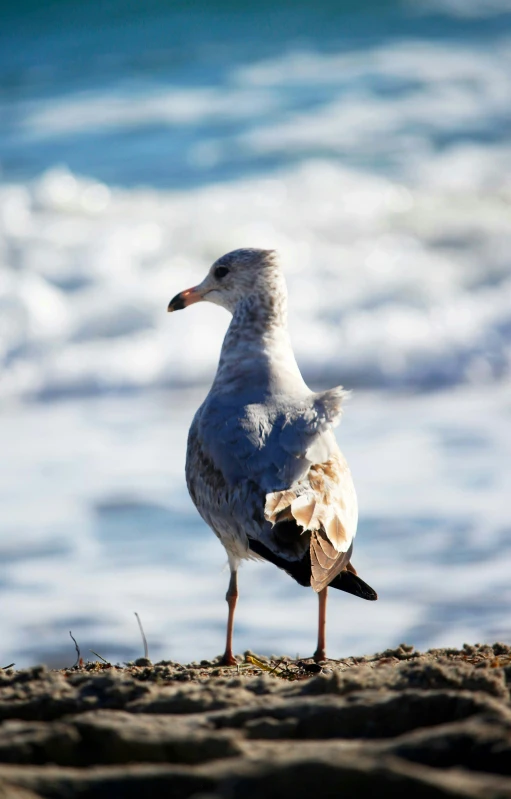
{"left": 313, "top": 586, "right": 328, "bottom": 662}
{"left": 220, "top": 569, "right": 238, "bottom": 666}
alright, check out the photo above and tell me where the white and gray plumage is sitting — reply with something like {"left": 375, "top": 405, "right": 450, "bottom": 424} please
{"left": 168, "top": 248, "right": 377, "bottom": 664}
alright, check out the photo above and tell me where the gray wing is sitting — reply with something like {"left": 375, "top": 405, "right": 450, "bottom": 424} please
{"left": 185, "top": 385, "right": 358, "bottom": 585}
{"left": 186, "top": 405, "right": 269, "bottom": 560}
{"left": 195, "top": 386, "right": 347, "bottom": 493}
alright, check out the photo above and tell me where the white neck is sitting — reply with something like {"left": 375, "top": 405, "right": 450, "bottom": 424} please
{"left": 211, "top": 290, "right": 308, "bottom": 398}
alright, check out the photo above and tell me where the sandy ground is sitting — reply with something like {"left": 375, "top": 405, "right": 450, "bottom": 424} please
{"left": 0, "top": 643, "right": 510, "bottom": 798}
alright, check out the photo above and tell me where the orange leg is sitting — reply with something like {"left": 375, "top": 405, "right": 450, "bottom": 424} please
{"left": 313, "top": 587, "right": 328, "bottom": 662}
{"left": 219, "top": 570, "right": 238, "bottom": 666}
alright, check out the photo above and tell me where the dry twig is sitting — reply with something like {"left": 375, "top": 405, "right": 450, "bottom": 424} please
{"left": 90, "top": 650, "right": 110, "bottom": 665}
{"left": 69, "top": 631, "right": 83, "bottom": 668}
{"left": 134, "top": 612, "right": 149, "bottom": 660}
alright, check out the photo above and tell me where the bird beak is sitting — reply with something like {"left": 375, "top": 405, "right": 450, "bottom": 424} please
{"left": 167, "top": 285, "right": 204, "bottom": 312}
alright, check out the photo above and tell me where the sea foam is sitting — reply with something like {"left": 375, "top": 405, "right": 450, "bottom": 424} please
{"left": 1, "top": 149, "right": 510, "bottom": 401}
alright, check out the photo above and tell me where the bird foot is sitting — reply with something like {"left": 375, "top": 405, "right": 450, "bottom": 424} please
{"left": 313, "top": 648, "right": 326, "bottom": 663}
{"left": 219, "top": 651, "right": 238, "bottom": 667}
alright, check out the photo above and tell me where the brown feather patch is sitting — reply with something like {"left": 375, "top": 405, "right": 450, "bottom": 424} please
{"left": 264, "top": 450, "right": 357, "bottom": 592}
{"left": 325, "top": 514, "right": 350, "bottom": 551}
{"left": 310, "top": 530, "right": 351, "bottom": 593}
{"left": 265, "top": 490, "right": 297, "bottom": 523}
{"left": 274, "top": 506, "right": 294, "bottom": 523}
{"left": 291, "top": 495, "right": 319, "bottom": 529}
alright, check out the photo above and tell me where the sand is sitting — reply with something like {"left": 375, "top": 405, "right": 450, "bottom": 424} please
{"left": 0, "top": 643, "right": 510, "bottom": 798}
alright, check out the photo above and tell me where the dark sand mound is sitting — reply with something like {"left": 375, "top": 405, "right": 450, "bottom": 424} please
{"left": 0, "top": 644, "right": 510, "bottom": 798}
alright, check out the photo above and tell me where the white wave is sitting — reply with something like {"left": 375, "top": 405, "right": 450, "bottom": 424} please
{"left": 235, "top": 38, "right": 511, "bottom": 88}
{"left": 2, "top": 34, "right": 511, "bottom": 400}
{"left": 0, "top": 146, "right": 510, "bottom": 401}
{"left": 19, "top": 86, "right": 280, "bottom": 140}
{"left": 413, "top": 0, "right": 511, "bottom": 18}
{"left": 235, "top": 38, "right": 511, "bottom": 160}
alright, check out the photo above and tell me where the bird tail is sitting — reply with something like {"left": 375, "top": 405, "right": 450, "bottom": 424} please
{"left": 330, "top": 569, "right": 378, "bottom": 600}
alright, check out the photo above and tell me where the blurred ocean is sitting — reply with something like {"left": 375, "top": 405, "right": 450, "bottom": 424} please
{"left": 0, "top": 0, "right": 510, "bottom": 667}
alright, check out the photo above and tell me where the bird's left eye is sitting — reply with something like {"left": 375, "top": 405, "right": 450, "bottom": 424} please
{"left": 214, "top": 266, "right": 229, "bottom": 279}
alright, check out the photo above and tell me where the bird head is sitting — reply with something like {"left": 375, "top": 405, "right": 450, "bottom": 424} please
{"left": 167, "top": 248, "right": 281, "bottom": 315}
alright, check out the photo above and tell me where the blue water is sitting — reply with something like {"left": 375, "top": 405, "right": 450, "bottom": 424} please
{"left": 2, "top": 0, "right": 511, "bottom": 187}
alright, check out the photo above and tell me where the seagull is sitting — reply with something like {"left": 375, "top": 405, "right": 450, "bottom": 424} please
{"left": 168, "top": 248, "right": 377, "bottom": 664}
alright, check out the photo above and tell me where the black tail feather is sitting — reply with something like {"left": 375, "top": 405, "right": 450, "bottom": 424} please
{"left": 248, "top": 538, "right": 311, "bottom": 586}
{"left": 330, "top": 569, "right": 378, "bottom": 601}
{"left": 248, "top": 537, "right": 377, "bottom": 600}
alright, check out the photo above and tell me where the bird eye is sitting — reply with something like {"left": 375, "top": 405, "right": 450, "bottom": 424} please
{"left": 214, "top": 266, "right": 229, "bottom": 279}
